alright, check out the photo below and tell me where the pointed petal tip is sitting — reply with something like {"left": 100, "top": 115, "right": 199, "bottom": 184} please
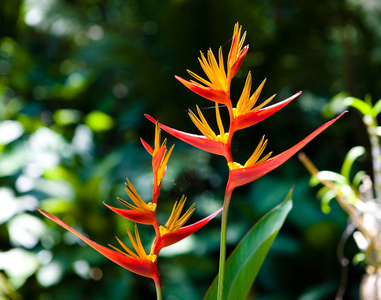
{"left": 230, "top": 111, "right": 346, "bottom": 188}
{"left": 145, "top": 114, "right": 156, "bottom": 123}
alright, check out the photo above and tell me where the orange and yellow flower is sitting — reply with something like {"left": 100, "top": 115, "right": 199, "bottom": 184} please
{"left": 227, "top": 112, "right": 346, "bottom": 189}
{"left": 141, "top": 122, "right": 174, "bottom": 203}
{"left": 37, "top": 208, "right": 160, "bottom": 283}
{"left": 103, "top": 179, "right": 157, "bottom": 225}
{"left": 227, "top": 22, "right": 249, "bottom": 80}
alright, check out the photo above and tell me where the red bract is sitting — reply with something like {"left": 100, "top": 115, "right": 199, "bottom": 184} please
{"left": 231, "top": 91, "right": 301, "bottom": 132}
{"left": 227, "top": 23, "right": 248, "bottom": 80}
{"left": 228, "top": 111, "right": 346, "bottom": 189}
{"left": 154, "top": 207, "right": 223, "bottom": 252}
{"left": 175, "top": 76, "right": 230, "bottom": 105}
{"left": 103, "top": 202, "right": 156, "bottom": 225}
{"left": 36, "top": 208, "right": 160, "bottom": 283}
{"left": 145, "top": 114, "right": 230, "bottom": 158}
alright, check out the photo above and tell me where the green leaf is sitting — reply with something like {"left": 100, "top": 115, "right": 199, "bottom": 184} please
{"left": 352, "top": 170, "right": 367, "bottom": 188}
{"left": 320, "top": 189, "right": 336, "bottom": 214}
{"left": 204, "top": 189, "right": 293, "bottom": 300}
{"left": 340, "top": 146, "right": 365, "bottom": 180}
{"left": 312, "top": 171, "right": 348, "bottom": 185}
{"left": 343, "top": 97, "right": 372, "bottom": 116}
{"left": 372, "top": 99, "right": 381, "bottom": 117}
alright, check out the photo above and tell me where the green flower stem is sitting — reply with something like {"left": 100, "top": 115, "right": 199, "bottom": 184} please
{"left": 155, "top": 279, "right": 162, "bottom": 300}
{"left": 217, "top": 184, "right": 233, "bottom": 300}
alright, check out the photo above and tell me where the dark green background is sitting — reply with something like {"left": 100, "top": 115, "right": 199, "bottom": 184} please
{"left": 1, "top": 0, "right": 380, "bottom": 299}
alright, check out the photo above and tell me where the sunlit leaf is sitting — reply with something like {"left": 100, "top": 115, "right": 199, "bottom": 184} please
{"left": 39, "top": 198, "right": 75, "bottom": 214}
{"left": 352, "top": 170, "right": 367, "bottom": 188}
{"left": 340, "top": 146, "right": 365, "bottom": 180}
{"left": 343, "top": 97, "right": 372, "bottom": 116}
{"left": 372, "top": 99, "right": 381, "bottom": 117}
{"left": 320, "top": 189, "right": 336, "bottom": 214}
{"left": 311, "top": 171, "right": 348, "bottom": 185}
{"left": 204, "top": 189, "right": 292, "bottom": 300}
{"left": 85, "top": 111, "right": 114, "bottom": 131}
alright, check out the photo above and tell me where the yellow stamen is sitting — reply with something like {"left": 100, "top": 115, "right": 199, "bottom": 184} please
{"left": 234, "top": 76, "right": 276, "bottom": 117}
{"left": 118, "top": 179, "right": 157, "bottom": 212}
{"left": 244, "top": 136, "right": 272, "bottom": 167}
{"left": 215, "top": 103, "right": 225, "bottom": 137}
{"left": 228, "top": 161, "right": 244, "bottom": 170}
{"left": 159, "top": 195, "right": 195, "bottom": 236}
{"left": 188, "top": 106, "right": 217, "bottom": 140}
{"left": 157, "top": 144, "right": 175, "bottom": 184}
{"left": 188, "top": 105, "right": 229, "bottom": 143}
{"left": 153, "top": 122, "right": 161, "bottom": 156}
{"left": 228, "top": 23, "right": 247, "bottom": 70}
{"left": 108, "top": 225, "right": 156, "bottom": 263}
{"left": 236, "top": 72, "right": 253, "bottom": 113}
{"left": 228, "top": 136, "right": 272, "bottom": 170}
{"left": 188, "top": 47, "right": 228, "bottom": 92}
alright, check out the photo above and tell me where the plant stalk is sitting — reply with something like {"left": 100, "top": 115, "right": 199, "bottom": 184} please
{"left": 155, "top": 279, "right": 162, "bottom": 300}
{"left": 217, "top": 184, "right": 233, "bottom": 300}
{"left": 364, "top": 115, "right": 381, "bottom": 202}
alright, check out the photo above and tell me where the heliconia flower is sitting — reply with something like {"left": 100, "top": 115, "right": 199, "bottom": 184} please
{"left": 175, "top": 76, "right": 230, "bottom": 106}
{"left": 233, "top": 74, "right": 275, "bottom": 117}
{"left": 145, "top": 114, "right": 230, "bottom": 158}
{"left": 154, "top": 205, "right": 223, "bottom": 252}
{"left": 188, "top": 104, "right": 228, "bottom": 143}
{"left": 158, "top": 195, "right": 195, "bottom": 236}
{"left": 108, "top": 224, "right": 157, "bottom": 263}
{"left": 36, "top": 208, "right": 160, "bottom": 283}
{"left": 175, "top": 47, "right": 231, "bottom": 105}
{"left": 141, "top": 122, "right": 174, "bottom": 179}
{"left": 227, "top": 111, "right": 346, "bottom": 189}
{"left": 141, "top": 122, "right": 174, "bottom": 202}
{"left": 232, "top": 91, "right": 302, "bottom": 132}
{"left": 227, "top": 22, "right": 249, "bottom": 80}
{"left": 103, "top": 179, "right": 157, "bottom": 225}
{"left": 228, "top": 135, "right": 272, "bottom": 170}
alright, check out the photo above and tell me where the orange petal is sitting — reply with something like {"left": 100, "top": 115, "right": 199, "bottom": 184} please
{"left": 145, "top": 114, "right": 229, "bottom": 158}
{"left": 154, "top": 207, "right": 223, "bottom": 252}
{"left": 37, "top": 208, "right": 160, "bottom": 281}
{"left": 140, "top": 138, "right": 153, "bottom": 155}
{"left": 175, "top": 76, "right": 230, "bottom": 105}
{"left": 229, "top": 45, "right": 249, "bottom": 79}
{"left": 103, "top": 202, "right": 157, "bottom": 225}
{"left": 229, "top": 111, "right": 347, "bottom": 188}
{"left": 232, "top": 91, "right": 301, "bottom": 132}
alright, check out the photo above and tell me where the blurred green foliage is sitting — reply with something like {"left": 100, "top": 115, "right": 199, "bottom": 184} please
{"left": 1, "top": 0, "right": 381, "bottom": 299}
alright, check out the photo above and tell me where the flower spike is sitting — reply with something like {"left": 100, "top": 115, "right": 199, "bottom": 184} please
{"left": 142, "top": 122, "right": 175, "bottom": 202}
{"left": 192, "top": 48, "right": 228, "bottom": 92}
{"left": 228, "top": 22, "right": 249, "bottom": 79}
{"left": 36, "top": 208, "right": 160, "bottom": 282}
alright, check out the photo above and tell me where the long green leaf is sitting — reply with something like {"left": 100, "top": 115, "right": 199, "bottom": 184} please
{"left": 344, "top": 97, "right": 372, "bottom": 116}
{"left": 204, "top": 189, "right": 293, "bottom": 300}
{"left": 340, "top": 146, "right": 365, "bottom": 180}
